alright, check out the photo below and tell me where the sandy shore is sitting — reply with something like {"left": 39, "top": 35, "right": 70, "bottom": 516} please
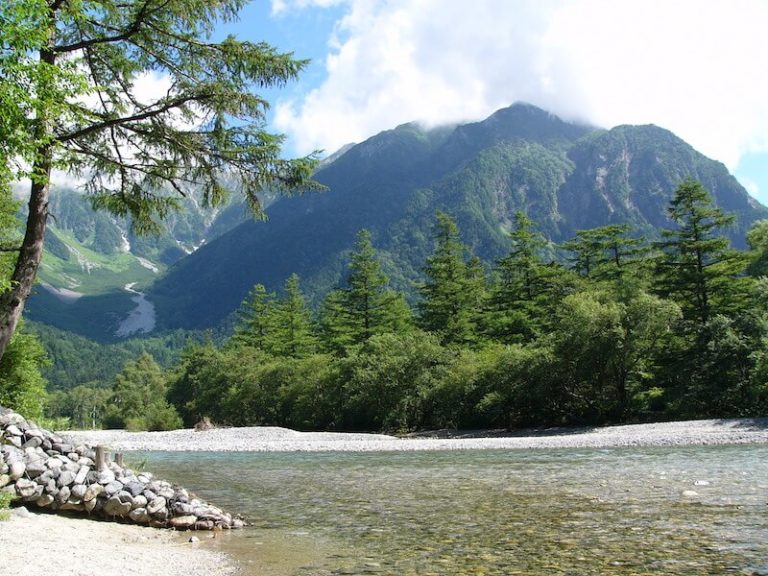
{"left": 61, "top": 417, "right": 768, "bottom": 452}
{"left": 0, "top": 509, "right": 236, "bottom": 576}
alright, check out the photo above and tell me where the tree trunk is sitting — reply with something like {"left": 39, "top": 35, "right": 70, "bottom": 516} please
{"left": 0, "top": 30, "right": 56, "bottom": 363}
{"left": 0, "top": 160, "right": 52, "bottom": 361}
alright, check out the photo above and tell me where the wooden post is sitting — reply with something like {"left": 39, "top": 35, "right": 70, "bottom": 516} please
{"left": 114, "top": 453, "right": 124, "bottom": 468}
{"left": 95, "top": 445, "right": 108, "bottom": 472}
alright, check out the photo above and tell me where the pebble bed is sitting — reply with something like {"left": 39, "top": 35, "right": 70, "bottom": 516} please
{"left": 0, "top": 406, "right": 243, "bottom": 531}
{"left": 63, "top": 417, "right": 768, "bottom": 452}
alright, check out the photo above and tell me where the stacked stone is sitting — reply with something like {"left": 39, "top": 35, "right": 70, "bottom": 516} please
{"left": 0, "top": 407, "right": 243, "bottom": 530}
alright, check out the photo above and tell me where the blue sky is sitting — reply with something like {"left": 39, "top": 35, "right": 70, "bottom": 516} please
{"left": 213, "top": 0, "right": 768, "bottom": 206}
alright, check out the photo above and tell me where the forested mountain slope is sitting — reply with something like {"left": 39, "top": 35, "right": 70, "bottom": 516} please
{"left": 148, "top": 103, "right": 766, "bottom": 330}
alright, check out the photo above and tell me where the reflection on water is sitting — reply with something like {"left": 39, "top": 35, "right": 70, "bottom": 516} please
{"left": 139, "top": 445, "right": 768, "bottom": 575}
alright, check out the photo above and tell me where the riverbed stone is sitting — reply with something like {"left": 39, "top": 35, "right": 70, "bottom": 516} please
{"left": 36, "top": 493, "right": 54, "bottom": 507}
{"left": 74, "top": 465, "right": 89, "bottom": 485}
{"left": 57, "top": 470, "right": 76, "bottom": 488}
{"left": 104, "top": 481, "right": 123, "bottom": 496}
{"left": 22, "top": 436, "right": 43, "bottom": 450}
{"left": 128, "top": 507, "right": 150, "bottom": 523}
{"left": 25, "top": 459, "right": 48, "bottom": 478}
{"left": 169, "top": 515, "right": 197, "bottom": 529}
{"left": 56, "top": 485, "right": 71, "bottom": 504}
{"left": 1, "top": 406, "right": 240, "bottom": 531}
{"left": 121, "top": 481, "right": 142, "bottom": 497}
{"left": 9, "top": 460, "right": 25, "bottom": 480}
{"left": 83, "top": 483, "right": 104, "bottom": 502}
{"left": 71, "top": 484, "right": 87, "bottom": 500}
{"left": 103, "top": 495, "right": 131, "bottom": 517}
{"left": 44, "top": 478, "right": 57, "bottom": 494}
{"left": 52, "top": 443, "right": 73, "bottom": 454}
{"left": 147, "top": 496, "right": 166, "bottom": 515}
{"left": 15, "top": 478, "right": 37, "bottom": 498}
{"left": 46, "top": 457, "right": 63, "bottom": 470}
{"left": 172, "top": 502, "right": 195, "bottom": 515}
{"left": 35, "top": 470, "right": 54, "bottom": 485}
{"left": 97, "top": 469, "right": 115, "bottom": 484}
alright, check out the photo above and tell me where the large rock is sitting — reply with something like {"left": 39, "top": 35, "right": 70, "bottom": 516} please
{"left": 103, "top": 495, "right": 131, "bottom": 517}
{"left": 169, "top": 515, "right": 197, "bottom": 529}
{"left": 146, "top": 496, "right": 166, "bottom": 515}
{"left": 83, "top": 483, "right": 104, "bottom": 502}
{"left": 9, "top": 461, "right": 25, "bottom": 481}
{"left": 15, "top": 478, "right": 38, "bottom": 499}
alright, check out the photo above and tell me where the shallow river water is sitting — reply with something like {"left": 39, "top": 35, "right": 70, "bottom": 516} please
{"left": 139, "top": 445, "right": 768, "bottom": 576}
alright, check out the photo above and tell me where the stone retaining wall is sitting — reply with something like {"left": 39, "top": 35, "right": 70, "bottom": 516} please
{"left": 0, "top": 406, "right": 243, "bottom": 530}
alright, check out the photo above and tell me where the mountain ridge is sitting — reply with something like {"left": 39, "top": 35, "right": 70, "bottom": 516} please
{"left": 27, "top": 103, "right": 768, "bottom": 337}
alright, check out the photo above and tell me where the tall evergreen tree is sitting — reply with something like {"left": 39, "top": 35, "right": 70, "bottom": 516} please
{"left": 654, "top": 179, "right": 750, "bottom": 330}
{"left": 230, "top": 284, "right": 277, "bottom": 350}
{"left": 0, "top": 0, "right": 318, "bottom": 363}
{"left": 269, "top": 274, "right": 317, "bottom": 359}
{"left": 563, "top": 224, "right": 646, "bottom": 283}
{"left": 486, "top": 211, "right": 559, "bottom": 342}
{"left": 418, "top": 212, "right": 483, "bottom": 346}
{"left": 321, "top": 229, "right": 411, "bottom": 351}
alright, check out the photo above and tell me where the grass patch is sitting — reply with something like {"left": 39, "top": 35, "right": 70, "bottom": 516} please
{"left": 0, "top": 490, "right": 14, "bottom": 521}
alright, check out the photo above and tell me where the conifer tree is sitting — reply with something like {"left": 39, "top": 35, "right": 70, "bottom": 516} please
{"left": 230, "top": 284, "right": 276, "bottom": 350}
{"left": 269, "top": 274, "right": 317, "bottom": 358}
{"left": 654, "top": 179, "right": 750, "bottom": 330}
{"left": 0, "top": 0, "right": 318, "bottom": 362}
{"left": 418, "top": 212, "right": 482, "bottom": 346}
{"left": 563, "top": 224, "right": 646, "bottom": 282}
{"left": 486, "top": 211, "right": 553, "bottom": 341}
{"left": 321, "top": 229, "right": 411, "bottom": 351}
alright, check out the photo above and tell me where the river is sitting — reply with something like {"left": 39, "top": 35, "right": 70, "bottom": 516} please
{"left": 139, "top": 445, "right": 768, "bottom": 575}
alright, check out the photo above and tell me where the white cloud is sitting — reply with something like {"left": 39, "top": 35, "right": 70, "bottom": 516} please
{"left": 273, "top": 0, "right": 768, "bottom": 171}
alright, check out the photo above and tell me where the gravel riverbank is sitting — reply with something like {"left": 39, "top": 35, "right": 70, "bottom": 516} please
{"left": 0, "top": 509, "right": 236, "bottom": 576}
{"left": 62, "top": 417, "right": 768, "bottom": 452}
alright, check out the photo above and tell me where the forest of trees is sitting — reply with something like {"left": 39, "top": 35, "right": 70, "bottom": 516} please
{"left": 39, "top": 180, "right": 768, "bottom": 431}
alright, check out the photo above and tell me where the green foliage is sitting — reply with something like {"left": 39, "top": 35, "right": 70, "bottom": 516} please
{"left": 46, "top": 385, "right": 111, "bottom": 429}
{"left": 0, "top": 324, "right": 49, "bottom": 420}
{"left": 338, "top": 331, "right": 449, "bottom": 432}
{"left": 486, "top": 212, "right": 571, "bottom": 342}
{"left": 0, "top": 490, "right": 13, "bottom": 520}
{"left": 320, "top": 229, "right": 412, "bottom": 352}
{"left": 747, "top": 219, "right": 768, "bottom": 277}
{"left": 655, "top": 179, "right": 751, "bottom": 330}
{"left": 103, "top": 353, "right": 181, "bottom": 430}
{"left": 30, "top": 322, "right": 197, "bottom": 390}
{"left": 267, "top": 274, "right": 317, "bottom": 358}
{"left": 230, "top": 284, "right": 277, "bottom": 350}
{"left": 418, "top": 212, "right": 484, "bottom": 346}
{"left": 61, "top": 184, "right": 768, "bottom": 431}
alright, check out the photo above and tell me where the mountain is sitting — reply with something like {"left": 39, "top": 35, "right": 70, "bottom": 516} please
{"left": 146, "top": 103, "right": 767, "bottom": 331}
{"left": 25, "top": 188, "right": 251, "bottom": 340}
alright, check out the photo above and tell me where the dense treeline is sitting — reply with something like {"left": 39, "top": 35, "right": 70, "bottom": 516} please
{"left": 48, "top": 180, "right": 768, "bottom": 431}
